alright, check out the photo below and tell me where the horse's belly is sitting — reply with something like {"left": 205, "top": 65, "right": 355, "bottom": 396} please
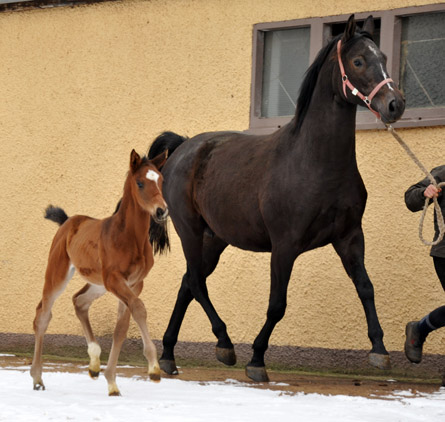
{"left": 205, "top": 213, "right": 271, "bottom": 252}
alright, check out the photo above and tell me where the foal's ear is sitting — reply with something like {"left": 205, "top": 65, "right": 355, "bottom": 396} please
{"left": 130, "top": 149, "right": 142, "bottom": 172}
{"left": 362, "top": 15, "right": 374, "bottom": 37}
{"left": 342, "top": 14, "right": 356, "bottom": 43}
{"left": 149, "top": 150, "right": 168, "bottom": 171}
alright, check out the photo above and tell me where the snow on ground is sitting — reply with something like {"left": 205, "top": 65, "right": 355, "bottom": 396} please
{"left": 0, "top": 364, "right": 444, "bottom": 422}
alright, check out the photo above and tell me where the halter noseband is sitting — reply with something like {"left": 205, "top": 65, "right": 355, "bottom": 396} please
{"left": 337, "top": 39, "right": 393, "bottom": 119}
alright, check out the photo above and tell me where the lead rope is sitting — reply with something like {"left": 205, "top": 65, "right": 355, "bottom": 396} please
{"left": 386, "top": 124, "right": 445, "bottom": 246}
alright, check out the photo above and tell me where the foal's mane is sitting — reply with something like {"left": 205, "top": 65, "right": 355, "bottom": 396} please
{"left": 294, "top": 30, "right": 373, "bottom": 132}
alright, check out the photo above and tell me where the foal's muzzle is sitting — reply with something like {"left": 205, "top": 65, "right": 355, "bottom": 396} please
{"left": 154, "top": 207, "right": 169, "bottom": 223}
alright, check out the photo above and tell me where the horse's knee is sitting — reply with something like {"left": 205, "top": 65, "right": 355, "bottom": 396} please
{"left": 267, "top": 301, "right": 286, "bottom": 323}
{"left": 129, "top": 298, "right": 147, "bottom": 321}
{"left": 354, "top": 278, "right": 375, "bottom": 300}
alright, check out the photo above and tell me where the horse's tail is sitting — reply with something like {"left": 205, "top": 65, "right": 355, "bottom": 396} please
{"left": 147, "top": 131, "right": 187, "bottom": 160}
{"left": 44, "top": 205, "right": 69, "bottom": 226}
{"left": 148, "top": 131, "right": 188, "bottom": 255}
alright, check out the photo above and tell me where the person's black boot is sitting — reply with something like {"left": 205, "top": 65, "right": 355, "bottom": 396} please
{"left": 404, "top": 321, "right": 424, "bottom": 364}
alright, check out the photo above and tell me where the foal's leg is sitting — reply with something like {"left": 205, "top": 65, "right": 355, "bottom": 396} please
{"left": 103, "top": 300, "right": 131, "bottom": 396}
{"left": 31, "top": 258, "right": 75, "bottom": 390}
{"left": 103, "top": 282, "right": 146, "bottom": 396}
{"left": 246, "top": 247, "right": 296, "bottom": 382}
{"left": 72, "top": 283, "right": 106, "bottom": 378}
{"left": 160, "top": 235, "right": 229, "bottom": 375}
{"left": 333, "top": 229, "right": 390, "bottom": 370}
{"left": 104, "top": 276, "right": 160, "bottom": 389}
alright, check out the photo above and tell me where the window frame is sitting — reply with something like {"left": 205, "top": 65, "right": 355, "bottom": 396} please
{"left": 249, "top": 4, "right": 445, "bottom": 133}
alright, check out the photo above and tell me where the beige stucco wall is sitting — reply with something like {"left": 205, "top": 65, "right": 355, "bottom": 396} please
{"left": 0, "top": 0, "right": 444, "bottom": 356}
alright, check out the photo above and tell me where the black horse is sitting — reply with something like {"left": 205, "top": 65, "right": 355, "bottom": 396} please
{"left": 149, "top": 15, "right": 405, "bottom": 382}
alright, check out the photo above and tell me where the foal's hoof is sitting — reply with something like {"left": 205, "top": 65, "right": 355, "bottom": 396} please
{"left": 89, "top": 369, "right": 100, "bottom": 379}
{"left": 159, "top": 359, "right": 179, "bottom": 375}
{"left": 369, "top": 353, "right": 391, "bottom": 370}
{"left": 216, "top": 346, "right": 236, "bottom": 366}
{"left": 33, "top": 381, "right": 45, "bottom": 391}
{"left": 245, "top": 365, "right": 270, "bottom": 382}
{"left": 149, "top": 371, "right": 161, "bottom": 383}
{"left": 109, "top": 390, "right": 121, "bottom": 397}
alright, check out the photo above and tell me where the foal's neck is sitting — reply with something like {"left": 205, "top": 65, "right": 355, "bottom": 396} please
{"left": 115, "top": 177, "right": 151, "bottom": 242}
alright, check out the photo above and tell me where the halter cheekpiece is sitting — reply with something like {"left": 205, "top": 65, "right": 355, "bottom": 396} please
{"left": 337, "top": 39, "right": 393, "bottom": 119}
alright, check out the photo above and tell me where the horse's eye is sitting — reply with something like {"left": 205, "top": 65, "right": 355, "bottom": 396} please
{"left": 353, "top": 59, "right": 363, "bottom": 67}
{"left": 136, "top": 180, "right": 144, "bottom": 189}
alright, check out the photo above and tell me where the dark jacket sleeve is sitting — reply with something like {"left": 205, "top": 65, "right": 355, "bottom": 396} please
{"left": 404, "top": 166, "right": 445, "bottom": 212}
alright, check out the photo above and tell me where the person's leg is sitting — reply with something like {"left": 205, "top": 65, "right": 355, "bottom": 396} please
{"left": 405, "top": 256, "right": 445, "bottom": 363}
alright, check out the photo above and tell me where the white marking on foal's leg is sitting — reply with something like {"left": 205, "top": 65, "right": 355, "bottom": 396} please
{"left": 87, "top": 342, "right": 102, "bottom": 378}
{"left": 108, "top": 380, "right": 121, "bottom": 396}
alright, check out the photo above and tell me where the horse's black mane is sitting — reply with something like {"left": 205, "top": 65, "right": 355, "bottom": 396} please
{"left": 294, "top": 30, "right": 373, "bottom": 132}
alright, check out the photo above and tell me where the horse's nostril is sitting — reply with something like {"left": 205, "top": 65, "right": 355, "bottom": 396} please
{"left": 156, "top": 207, "right": 167, "bottom": 220}
{"left": 389, "top": 99, "right": 396, "bottom": 113}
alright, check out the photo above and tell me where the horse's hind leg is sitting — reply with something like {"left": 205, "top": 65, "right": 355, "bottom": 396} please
{"left": 159, "top": 273, "right": 194, "bottom": 375}
{"left": 160, "top": 235, "right": 230, "bottom": 375}
{"left": 333, "top": 229, "right": 390, "bottom": 370}
{"left": 31, "top": 256, "right": 74, "bottom": 390}
{"left": 72, "top": 283, "right": 106, "bottom": 378}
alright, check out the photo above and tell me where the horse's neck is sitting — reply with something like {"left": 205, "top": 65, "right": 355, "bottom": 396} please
{"left": 114, "top": 182, "right": 151, "bottom": 247}
{"left": 291, "top": 63, "right": 358, "bottom": 167}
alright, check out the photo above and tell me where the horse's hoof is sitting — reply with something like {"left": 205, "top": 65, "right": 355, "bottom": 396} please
{"left": 33, "top": 382, "right": 45, "bottom": 391}
{"left": 216, "top": 346, "right": 236, "bottom": 366}
{"left": 149, "top": 371, "right": 161, "bottom": 383}
{"left": 109, "top": 390, "right": 121, "bottom": 397}
{"left": 159, "top": 359, "right": 178, "bottom": 375}
{"left": 369, "top": 353, "right": 391, "bottom": 370}
{"left": 245, "top": 365, "right": 270, "bottom": 382}
{"left": 89, "top": 369, "right": 100, "bottom": 379}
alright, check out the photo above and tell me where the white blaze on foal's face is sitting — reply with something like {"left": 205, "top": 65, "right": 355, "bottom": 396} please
{"left": 146, "top": 169, "right": 160, "bottom": 189}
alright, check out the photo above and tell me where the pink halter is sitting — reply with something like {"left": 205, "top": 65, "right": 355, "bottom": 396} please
{"left": 337, "top": 39, "right": 393, "bottom": 119}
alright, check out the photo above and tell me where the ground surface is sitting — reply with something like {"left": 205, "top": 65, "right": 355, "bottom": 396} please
{"left": 2, "top": 353, "right": 442, "bottom": 397}
{"left": 2, "top": 354, "right": 445, "bottom": 422}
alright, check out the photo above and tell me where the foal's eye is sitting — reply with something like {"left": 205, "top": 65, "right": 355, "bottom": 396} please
{"left": 353, "top": 59, "right": 363, "bottom": 68}
{"left": 136, "top": 180, "right": 144, "bottom": 189}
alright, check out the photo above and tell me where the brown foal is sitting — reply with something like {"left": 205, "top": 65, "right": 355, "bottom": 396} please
{"left": 31, "top": 149, "right": 168, "bottom": 396}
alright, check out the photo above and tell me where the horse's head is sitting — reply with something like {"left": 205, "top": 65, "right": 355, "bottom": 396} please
{"left": 337, "top": 15, "right": 405, "bottom": 124}
{"left": 129, "top": 149, "right": 169, "bottom": 223}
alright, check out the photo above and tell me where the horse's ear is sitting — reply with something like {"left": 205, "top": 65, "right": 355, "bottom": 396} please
{"left": 342, "top": 14, "right": 356, "bottom": 43}
{"left": 150, "top": 150, "right": 168, "bottom": 170}
{"left": 130, "top": 149, "right": 142, "bottom": 173}
{"left": 362, "top": 15, "right": 374, "bottom": 37}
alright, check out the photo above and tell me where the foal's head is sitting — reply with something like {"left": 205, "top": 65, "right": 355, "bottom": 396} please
{"left": 128, "top": 149, "right": 168, "bottom": 223}
{"left": 336, "top": 15, "right": 405, "bottom": 123}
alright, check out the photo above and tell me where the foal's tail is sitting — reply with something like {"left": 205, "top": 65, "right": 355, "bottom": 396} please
{"left": 44, "top": 205, "right": 69, "bottom": 226}
{"left": 148, "top": 131, "right": 188, "bottom": 255}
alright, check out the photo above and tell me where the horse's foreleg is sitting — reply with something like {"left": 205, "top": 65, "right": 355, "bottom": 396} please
{"left": 103, "top": 300, "right": 131, "bottom": 396}
{"left": 105, "top": 276, "right": 160, "bottom": 391}
{"left": 72, "top": 283, "right": 106, "bottom": 378}
{"left": 246, "top": 250, "right": 295, "bottom": 382}
{"left": 333, "top": 231, "right": 390, "bottom": 370}
{"left": 31, "top": 260, "right": 74, "bottom": 390}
